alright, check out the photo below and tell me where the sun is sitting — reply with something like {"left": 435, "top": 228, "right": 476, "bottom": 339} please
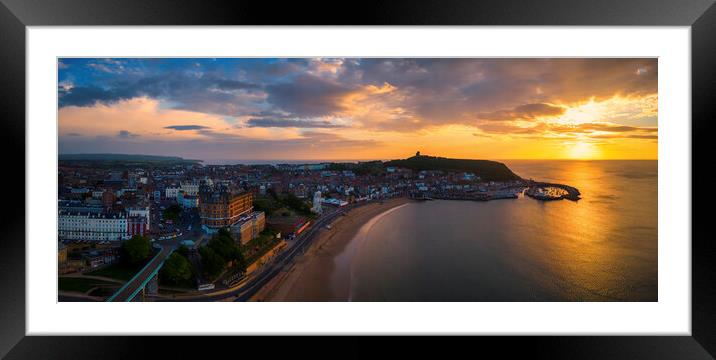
{"left": 565, "top": 141, "right": 599, "bottom": 159}
{"left": 559, "top": 101, "right": 602, "bottom": 124}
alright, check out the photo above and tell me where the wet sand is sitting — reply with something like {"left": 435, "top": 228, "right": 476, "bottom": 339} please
{"left": 252, "top": 197, "right": 411, "bottom": 301}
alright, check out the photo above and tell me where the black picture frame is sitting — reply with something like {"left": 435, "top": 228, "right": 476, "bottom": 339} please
{"left": 1, "top": 0, "right": 714, "bottom": 358}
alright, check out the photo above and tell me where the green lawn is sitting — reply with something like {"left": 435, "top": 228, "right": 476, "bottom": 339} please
{"left": 243, "top": 230, "right": 282, "bottom": 265}
{"left": 58, "top": 277, "right": 116, "bottom": 293}
{"left": 86, "top": 265, "right": 140, "bottom": 281}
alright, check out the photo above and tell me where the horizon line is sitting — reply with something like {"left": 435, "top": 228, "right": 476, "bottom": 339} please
{"left": 58, "top": 152, "right": 658, "bottom": 163}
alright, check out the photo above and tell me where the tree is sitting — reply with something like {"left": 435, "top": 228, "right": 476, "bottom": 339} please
{"left": 160, "top": 252, "right": 194, "bottom": 286}
{"left": 163, "top": 204, "right": 182, "bottom": 222}
{"left": 122, "top": 235, "right": 151, "bottom": 265}
{"left": 199, "top": 246, "right": 225, "bottom": 279}
{"left": 267, "top": 187, "right": 279, "bottom": 201}
{"left": 282, "top": 193, "right": 311, "bottom": 215}
{"left": 253, "top": 197, "right": 278, "bottom": 216}
{"left": 207, "top": 228, "right": 246, "bottom": 273}
{"left": 176, "top": 244, "right": 190, "bottom": 257}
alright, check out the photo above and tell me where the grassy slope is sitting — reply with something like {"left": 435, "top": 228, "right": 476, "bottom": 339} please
{"left": 385, "top": 155, "right": 521, "bottom": 181}
{"left": 58, "top": 277, "right": 116, "bottom": 293}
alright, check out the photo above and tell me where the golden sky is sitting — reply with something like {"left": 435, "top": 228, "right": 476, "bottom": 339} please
{"left": 58, "top": 58, "right": 657, "bottom": 161}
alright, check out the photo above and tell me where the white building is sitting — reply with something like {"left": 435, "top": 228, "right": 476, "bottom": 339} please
{"left": 58, "top": 211, "right": 128, "bottom": 241}
{"left": 127, "top": 206, "right": 151, "bottom": 230}
{"left": 165, "top": 187, "right": 180, "bottom": 199}
{"left": 180, "top": 181, "right": 200, "bottom": 196}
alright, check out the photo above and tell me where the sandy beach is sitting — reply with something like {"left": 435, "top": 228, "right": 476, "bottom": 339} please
{"left": 251, "top": 197, "right": 411, "bottom": 301}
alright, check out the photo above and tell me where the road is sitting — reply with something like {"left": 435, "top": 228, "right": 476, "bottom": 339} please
{"left": 107, "top": 245, "right": 174, "bottom": 302}
{"left": 107, "top": 209, "right": 203, "bottom": 302}
{"left": 111, "top": 200, "right": 372, "bottom": 302}
{"left": 164, "top": 203, "right": 361, "bottom": 302}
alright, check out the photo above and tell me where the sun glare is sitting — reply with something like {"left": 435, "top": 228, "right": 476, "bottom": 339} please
{"left": 565, "top": 141, "right": 598, "bottom": 159}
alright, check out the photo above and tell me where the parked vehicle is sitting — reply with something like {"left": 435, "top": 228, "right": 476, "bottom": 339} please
{"left": 197, "top": 283, "right": 215, "bottom": 291}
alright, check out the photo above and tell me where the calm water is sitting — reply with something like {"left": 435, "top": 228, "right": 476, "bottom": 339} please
{"left": 340, "top": 160, "right": 657, "bottom": 301}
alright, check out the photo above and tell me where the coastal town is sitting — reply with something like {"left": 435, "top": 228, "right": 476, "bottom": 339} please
{"left": 57, "top": 152, "right": 580, "bottom": 302}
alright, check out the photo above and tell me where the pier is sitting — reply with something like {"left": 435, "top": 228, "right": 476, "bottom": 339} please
{"left": 526, "top": 182, "right": 581, "bottom": 201}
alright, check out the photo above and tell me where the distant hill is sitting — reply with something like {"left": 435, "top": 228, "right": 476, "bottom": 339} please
{"left": 385, "top": 154, "right": 521, "bottom": 181}
{"left": 59, "top": 153, "right": 201, "bottom": 164}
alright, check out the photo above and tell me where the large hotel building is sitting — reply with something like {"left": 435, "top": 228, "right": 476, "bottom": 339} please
{"left": 199, "top": 186, "right": 254, "bottom": 231}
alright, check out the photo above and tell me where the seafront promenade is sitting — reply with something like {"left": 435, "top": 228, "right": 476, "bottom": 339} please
{"left": 152, "top": 198, "right": 395, "bottom": 301}
{"left": 254, "top": 197, "right": 411, "bottom": 301}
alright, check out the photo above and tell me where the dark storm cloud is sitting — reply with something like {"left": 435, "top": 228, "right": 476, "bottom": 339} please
{"left": 59, "top": 85, "right": 136, "bottom": 107}
{"left": 475, "top": 121, "right": 657, "bottom": 140}
{"left": 266, "top": 74, "right": 353, "bottom": 117}
{"left": 59, "top": 71, "right": 261, "bottom": 116}
{"left": 59, "top": 58, "right": 658, "bottom": 131}
{"left": 340, "top": 58, "right": 657, "bottom": 128}
{"left": 59, "top": 129, "right": 380, "bottom": 160}
{"left": 164, "top": 125, "right": 211, "bottom": 131}
{"left": 245, "top": 118, "right": 346, "bottom": 128}
{"left": 117, "top": 130, "right": 139, "bottom": 138}
{"left": 478, "top": 103, "right": 567, "bottom": 121}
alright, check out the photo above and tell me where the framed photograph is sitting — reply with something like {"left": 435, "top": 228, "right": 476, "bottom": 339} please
{"left": 2, "top": 0, "right": 714, "bottom": 358}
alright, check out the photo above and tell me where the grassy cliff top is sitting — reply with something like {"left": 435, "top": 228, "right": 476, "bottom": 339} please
{"left": 385, "top": 154, "right": 521, "bottom": 181}
{"left": 59, "top": 153, "right": 202, "bottom": 168}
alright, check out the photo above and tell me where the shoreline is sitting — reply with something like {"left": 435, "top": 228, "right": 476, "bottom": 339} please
{"left": 251, "top": 197, "right": 411, "bottom": 301}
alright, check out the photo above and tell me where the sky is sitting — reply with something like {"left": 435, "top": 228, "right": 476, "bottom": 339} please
{"left": 58, "top": 58, "right": 658, "bottom": 162}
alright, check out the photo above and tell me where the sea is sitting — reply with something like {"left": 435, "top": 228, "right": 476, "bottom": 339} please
{"left": 338, "top": 160, "right": 658, "bottom": 301}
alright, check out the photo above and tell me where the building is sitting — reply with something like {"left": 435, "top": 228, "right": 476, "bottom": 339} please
{"left": 199, "top": 187, "right": 253, "bottom": 232}
{"left": 84, "top": 249, "right": 119, "bottom": 270}
{"left": 101, "top": 190, "right": 116, "bottom": 208}
{"left": 230, "top": 211, "right": 266, "bottom": 245}
{"left": 177, "top": 191, "right": 199, "bottom": 208}
{"left": 58, "top": 210, "right": 128, "bottom": 241}
{"left": 463, "top": 172, "right": 478, "bottom": 181}
{"left": 127, "top": 215, "right": 148, "bottom": 237}
{"left": 58, "top": 241, "right": 68, "bottom": 265}
{"left": 289, "top": 184, "right": 308, "bottom": 198}
{"left": 165, "top": 187, "right": 180, "bottom": 199}
{"left": 59, "top": 200, "right": 104, "bottom": 214}
{"left": 127, "top": 206, "right": 150, "bottom": 230}
{"left": 180, "top": 181, "right": 200, "bottom": 196}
